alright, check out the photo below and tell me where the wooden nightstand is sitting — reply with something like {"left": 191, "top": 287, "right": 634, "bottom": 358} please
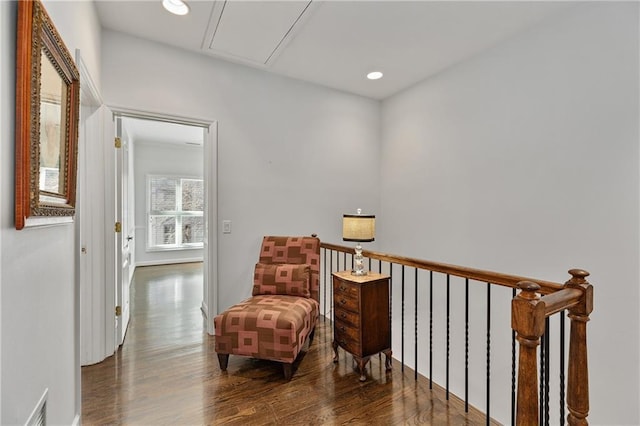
{"left": 332, "top": 271, "right": 392, "bottom": 381}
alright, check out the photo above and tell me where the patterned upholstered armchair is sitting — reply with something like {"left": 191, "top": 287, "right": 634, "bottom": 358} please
{"left": 214, "top": 236, "right": 320, "bottom": 380}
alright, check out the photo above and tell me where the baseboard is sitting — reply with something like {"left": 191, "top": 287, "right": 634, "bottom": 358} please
{"left": 71, "top": 413, "right": 81, "bottom": 426}
{"left": 135, "top": 257, "right": 203, "bottom": 267}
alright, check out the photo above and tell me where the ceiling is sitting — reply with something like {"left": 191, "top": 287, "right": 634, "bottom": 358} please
{"left": 95, "top": 0, "right": 575, "bottom": 101}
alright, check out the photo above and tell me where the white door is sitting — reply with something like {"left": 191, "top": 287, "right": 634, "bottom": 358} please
{"left": 103, "top": 107, "right": 117, "bottom": 354}
{"left": 78, "top": 102, "right": 103, "bottom": 365}
{"left": 115, "top": 117, "right": 132, "bottom": 346}
{"left": 76, "top": 55, "right": 113, "bottom": 365}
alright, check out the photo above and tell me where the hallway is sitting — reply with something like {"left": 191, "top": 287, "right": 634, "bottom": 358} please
{"left": 82, "top": 263, "right": 208, "bottom": 424}
{"left": 81, "top": 263, "right": 493, "bottom": 425}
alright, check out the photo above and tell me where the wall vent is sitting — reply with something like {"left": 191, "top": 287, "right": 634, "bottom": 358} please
{"left": 24, "top": 388, "right": 47, "bottom": 426}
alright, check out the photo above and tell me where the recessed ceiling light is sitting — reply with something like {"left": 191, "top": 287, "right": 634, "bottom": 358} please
{"left": 162, "top": 0, "right": 189, "bottom": 16}
{"left": 367, "top": 71, "right": 383, "bottom": 80}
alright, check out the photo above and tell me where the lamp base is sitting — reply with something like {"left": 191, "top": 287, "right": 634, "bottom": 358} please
{"left": 351, "top": 242, "right": 367, "bottom": 276}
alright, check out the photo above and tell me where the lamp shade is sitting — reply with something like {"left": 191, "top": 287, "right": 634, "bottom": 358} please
{"left": 343, "top": 214, "right": 375, "bottom": 242}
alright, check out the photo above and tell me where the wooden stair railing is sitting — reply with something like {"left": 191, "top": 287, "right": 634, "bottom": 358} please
{"left": 321, "top": 242, "right": 565, "bottom": 294}
{"left": 320, "top": 242, "right": 593, "bottom": 425}
{"left": 512, "top": 270, "right": 593, "bottom": 425}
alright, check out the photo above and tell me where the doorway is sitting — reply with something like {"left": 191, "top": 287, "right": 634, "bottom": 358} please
{"left": 117, "top": 116, "right": 207, "bottom": 346}
{"left": 78, "top": 108, "right": 218, "bottom": 365}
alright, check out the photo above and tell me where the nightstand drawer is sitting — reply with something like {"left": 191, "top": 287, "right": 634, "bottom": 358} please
{"left": 335, "top": 321, "right": 359, "bottom": 341}
{"left": 335, "top": 293, "right": 358, "bottom": 312}
{"left": 334, "top": 327, "right": 360, "bottom": 355}
{"left": 335, "top": 307, "right": 360, "bottom": 328}
{"left": 334, "top": 280, "right": 359, "bottom": 299}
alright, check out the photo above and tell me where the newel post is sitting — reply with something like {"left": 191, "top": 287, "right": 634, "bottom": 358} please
{"left": 565, "top": 269, "right": 593, "bottom": 426}
{"left": 512, "top": 281, "right": 546, "bottom": 425}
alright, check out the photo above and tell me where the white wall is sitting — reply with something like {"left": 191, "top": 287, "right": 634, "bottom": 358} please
{"left": 43, "top": 0, "right": 102, "bottom": 94}
{"left": 380, "top": 3, "right": 639, "bottom": 424}
{"left": 0, "top": 1, "right": 101, "bottom": 424}
{"left": 133, "top": 140, "right": 204, "bottom": 266}
{"left": 0, "top": 2, "right": 6, "bottom": 423}
{"left": 102, "top": 30, "right": 381, "bottom": 312}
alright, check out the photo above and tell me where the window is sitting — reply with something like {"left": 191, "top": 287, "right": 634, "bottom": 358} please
{"left": 147, "top": 175, "right": 204, "bottom": 250}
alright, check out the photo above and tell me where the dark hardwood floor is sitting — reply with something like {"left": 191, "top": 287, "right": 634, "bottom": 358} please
{"left": 82, "top": 263, "right": 496, "bottom": 425}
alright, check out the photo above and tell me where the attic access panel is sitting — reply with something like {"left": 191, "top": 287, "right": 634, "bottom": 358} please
{"left": 203, "top": 0, "right": 313, "bottom": 66}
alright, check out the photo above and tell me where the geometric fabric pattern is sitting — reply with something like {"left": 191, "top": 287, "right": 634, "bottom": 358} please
{"left": 252, "top": 263, "right": 311, "bottom": 298}
{"left": 213, "top": 295, "right": 319, "bottom": 363}
{"left": 214, "top": 236, "right": 321, "bottom": 369}
{"left": 258, "top": 236, "right": 321, "bottom": 302}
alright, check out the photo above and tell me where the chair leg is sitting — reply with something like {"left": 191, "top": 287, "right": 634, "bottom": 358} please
{"left": 283, "top": 363, "right": 293, "bottom": 380}
{"left": 309, "top": 326, "right": 316, "bottom": 345}
{"left": 217, "top": 353, "right": 229, "bottom": 371}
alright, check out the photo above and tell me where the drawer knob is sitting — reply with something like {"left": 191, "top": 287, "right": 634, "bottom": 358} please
{"left": 340, "top": 326, "right": 345, "bottom": 332}
{"left": 339, "top": 285, "right": 347, "bottom": 291}
{"left": 340, "top": 313, "right": 346, "bottom": 319}
{"left": 340, "top": 299, "right": 346, "bottom": 305}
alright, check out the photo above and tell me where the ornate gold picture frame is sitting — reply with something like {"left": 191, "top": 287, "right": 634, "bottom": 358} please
{"left": 15, "top": 0, "right": 80, "bottom": 229}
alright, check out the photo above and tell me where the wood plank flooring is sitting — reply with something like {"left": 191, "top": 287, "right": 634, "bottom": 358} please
{"left": 82, "top": 263, "right": 498, "bottom": 425}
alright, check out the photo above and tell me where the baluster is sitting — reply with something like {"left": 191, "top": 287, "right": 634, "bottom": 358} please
{"left": 560, "top": 310, "right": 566, "bottom": 425}
{"left": 323, "top": 248, "right": 327, "bottom": 321}
{"left": 330, "top": 250, "right": 334, "bottom": 322}
{"left": 565, "top": 269, "right": 593, "bottom": 426}
{"left": 537, "top": 316, "right": 551, "bottom": 425}
{"left": 511, "top": 287, "right": 516, "bottom": 426}
{"left": 540, "top": 323, "right": 546, "bottom": 424}
{"left": 401, "top": 265, "right": 405, "bottom": 371}
{"left": 544, "top": 317, "right": 551, "bottom": 426}
{"left": 512, "top": 281, "right": 545, "bottom": 425}
{"left": 389, "top": 263, "right": 393, "bottom": 371}
{"left": 487, "top": 283, "right": 492, "bottom": 426}
{"left": 429, "top": 270, "right": 433, "bottom": 390}
{"left": 465, "top": 278, "right": 469, "bottom": 412}
{"left": 446, "top": 274, "right": 450, "bottom": 400}
{"left": 414, "top": 268, "right": 418, "bottom": 381}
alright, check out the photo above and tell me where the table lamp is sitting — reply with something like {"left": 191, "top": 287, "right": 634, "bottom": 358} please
{"left": 343, "top": 208, "right": 375, "bottom": 276}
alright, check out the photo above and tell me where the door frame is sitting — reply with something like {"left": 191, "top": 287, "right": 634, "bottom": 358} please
{"left": 203, "top": 121, "right": 218, "bottom": 332}
{"left": 105, "top": 107, "right": 219, "bottom": 345}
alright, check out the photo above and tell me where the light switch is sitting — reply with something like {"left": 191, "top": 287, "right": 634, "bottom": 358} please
{"left": 223, "top": 220, "right": 232, "bottom": 234}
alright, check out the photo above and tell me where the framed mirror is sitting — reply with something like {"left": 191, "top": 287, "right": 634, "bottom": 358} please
{"left": 15, "top": 0, "right": 80, "bottom": 229}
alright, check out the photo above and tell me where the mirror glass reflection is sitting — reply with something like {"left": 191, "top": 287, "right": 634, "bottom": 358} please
{"left": 38, "top": 48, "right": 67, "bottom": 198}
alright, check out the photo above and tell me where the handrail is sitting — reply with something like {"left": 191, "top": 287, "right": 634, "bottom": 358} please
{"left": 321, "top": 241, "right": 592, "bottom": 425}
{"left": 541, "top": 287, "right": 583, "bottom": 316}
{"left": 321, "top": 242, "right": 564, "bottom": 294}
